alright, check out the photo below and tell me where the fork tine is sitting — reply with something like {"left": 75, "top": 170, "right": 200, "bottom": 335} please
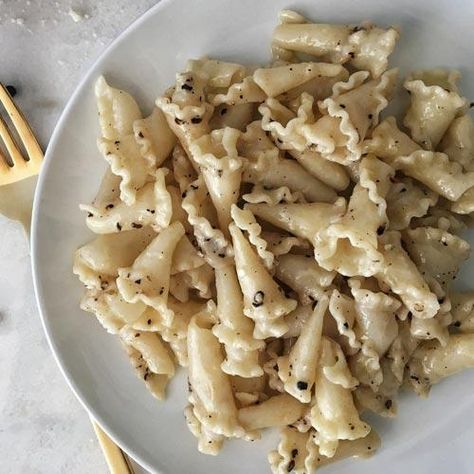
{"left": 0, "top": 83, "right": 43, "bottom": 163}
{"left": 0, "top": 113, "right": 26, "bottom": 167}
{"left": 0, "top": 148, "right": 11, "bottom": 173}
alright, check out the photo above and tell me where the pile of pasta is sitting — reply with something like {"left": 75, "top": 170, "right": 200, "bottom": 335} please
{"left": 74, "top": 9, "right": 474, "bottom": 473}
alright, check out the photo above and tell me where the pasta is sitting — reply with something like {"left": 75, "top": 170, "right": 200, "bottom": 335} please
{"left": 74, "top": 11, "right": 474, "bottom": 472}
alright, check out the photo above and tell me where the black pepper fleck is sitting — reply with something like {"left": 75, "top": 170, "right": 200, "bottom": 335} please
{"left": 296, "top": 381, "right": 308, "bottom": 390}
{"left": 252, "top": 291, "right": 265, "bottom": 307}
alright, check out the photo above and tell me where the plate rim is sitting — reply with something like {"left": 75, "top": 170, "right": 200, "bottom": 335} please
{"left": 30, "top": 1, "right": 177, "bottom": 472}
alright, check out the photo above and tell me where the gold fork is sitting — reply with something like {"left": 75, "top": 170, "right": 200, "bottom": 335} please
{"left": 0, "top": 82, "right": 135, "bottom": 474}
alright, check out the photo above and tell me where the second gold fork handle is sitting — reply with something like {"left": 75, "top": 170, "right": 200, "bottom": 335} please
{"left": 91, "top": 419, "right": 135, "bottom": 474}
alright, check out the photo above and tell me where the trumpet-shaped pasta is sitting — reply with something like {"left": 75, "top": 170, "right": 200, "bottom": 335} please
{"left": 328, "top": 289, "right": 361, "bottom": 354}
{"left": 275, "top": 254, "right": 336, "bottom": 304}
{"left": 98, "top": 135, "right": 150, "bottom": 206}
{"left": 288, "top": 149, "right": 350, "bottom": 191}
{"left": 392, "top": 150, "right": 474, "bottom": 201}
{"left": 315, "top": 155, "right": 394, "bottom": 276}
{"left": 124, "top": 344, "right": 171, "bottom": 401}
{"left": 403, "top": 75, "right": 467, "bottom": 149}
{"left": 231, "top": 205, "right": 274, "bottom": 270}
{"left": 186, "top": 57, "right": 247, "bottom": 89}
{"left": 133, "top": 107, "right": 176, "bottom": 169}
{"left": 181, "top": 175, "right": 233, "bottom": 268}
{"left": 116, "top": 221, "right": 185, "bottom": 323}
{"left": 213, "top": 265, "right": 264, "bottom": 377}
{"left": 120, "top": 325, "right": 175, "bottom": 377}
{"left": 73, "top": 226, "right": 156, "bottom": 290}
{"left": 190, "top": 128, "right": 243, "bottom": 233}
{"left": 95, "top": 75, "right": 141, "bottom": 140}
{"left": 284, "top": 305, "right": 313, "bottom": 339}
{"left": 350, "top": 278, "right": 400, "bottom": 356}
{"left": 306, "top": 69, "right": 397, "bottom": 164}
{"left": 268, "top": 426, "right": 319, "bottom": 474}
{"left": 253, "top": 62, "right": 347, "bottom": 97}
{"left": 230, "top": 223, "right": 296, "bottom": 338}
{"left": 365, "top": 116, "right": 420, "bottom": 162}
{"left": 278, "top": 298, "right": 328, "bottom": 402}
{"left": 156, "top": 72, "right": 214, "bottom": 164}
{"left": 246, "top": 198, "right": 346, "bottom": 247}
{"left": 386, "top": 178, "right": 438, "bottom": 230}
{"left": 348, "top": 278, "right": 400, "bottom": 388}
{"left": 81, "top": 170, "right": 172, "bottom": 234}
{"left": 402, "top": 226, "right": 470, "bottom": 288}
{"left": 259, "top": 93, "right": 315, "bottom": 152}
{"left": 407, "top": 334, "right": 474, "bottom": 397}
{"left": 243, "top": 147, "right": 338, "bottom": 203}
{"left": 187, "top": 314, "right": 246, "bottom": 439}
{"left": 80, "top": 288, "right": 126, "bottom": 334}
{"left": 238, "top": 394, "right": 307, "bottom": 432}
{"left": 439, "top": 115, "right": 474, "bottom": 170}
{"left": 314, "top": 183, "right": 385, "bottom": 277}
{"left": 348, "top": 26, "right": 399, "bottom": 77}
{"left": 310, "top": 337, "right": 370, "bottom": 455}
{"left": 272, "top": 21, "right": 354, "bottom": 64}
{"left": 376, "top": 231, "right": 439, "bottom": 319}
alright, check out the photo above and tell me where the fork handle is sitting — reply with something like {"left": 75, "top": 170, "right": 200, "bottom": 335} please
{"left": 91, "top": 419, "right": 135, "bottom": 474}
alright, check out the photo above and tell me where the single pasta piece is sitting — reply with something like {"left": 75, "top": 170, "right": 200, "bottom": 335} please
{"left": 116, "top": 221, "right": 185, "bottom": 324}
{"left": 229, "top": 223, "right": 296, "bottom": 338}
{"left": 403, "top": 71, "right": 467, "bottom": 150}
{"left": 310, "top": 337, "right": 370, "bottom": 457}
{"left": 190, "top": 127, "right": 243, "bottom": 235}
{"left": 187, "top": 311, "right": 246, "bottom": 440}
{"left": 277, "top": 297, "right": 328, "bottom": 402}
{"left": 212, "top": 265, "right": 264, "bottom": 378}
{"left": 238, "top": 394, "right": 307, "bottom": 432}
{"left": 407, "top": 334, "right": 474, "bottom": 397}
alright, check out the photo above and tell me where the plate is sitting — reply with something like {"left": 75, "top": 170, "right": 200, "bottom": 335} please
{"left": 31, "top": 0, "right": 474, "bottom": 472}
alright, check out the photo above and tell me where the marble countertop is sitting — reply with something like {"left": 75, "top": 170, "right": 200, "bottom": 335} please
{"left": 0, "top": 2, "right": 159, "bottom": 472}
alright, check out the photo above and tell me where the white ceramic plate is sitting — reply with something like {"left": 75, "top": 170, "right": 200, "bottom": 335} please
{"left": 31, "top": 0, "right": 474, "bottom": 472}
